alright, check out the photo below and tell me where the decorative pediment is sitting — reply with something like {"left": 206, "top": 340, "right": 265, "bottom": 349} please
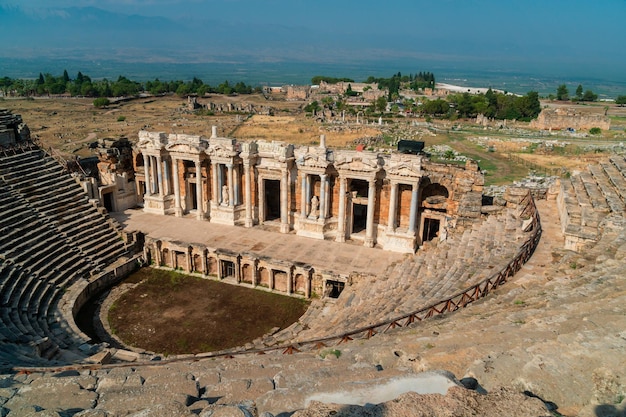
{"left": 137, "top": 130, "right": 168, "bottom": 151}
{"left": 296, "top": 152, "right": 330, "bottom": 170}
{"left": 335, "top": 153, "right": 381, "bottom": 173}
{"left": 165, "top": 137, "right": 208, "bottom": 154}
{"left": 386, "top": 162, "right": 422, "bottom": 178}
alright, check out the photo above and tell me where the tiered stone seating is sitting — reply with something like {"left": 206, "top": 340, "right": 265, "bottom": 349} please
{"left": 0, "top": 144, "right": 130, "bottom": 366}
{"left": 557, "top": 156, "right": 626, "bottom": 251}
{"left": 277, "top": 209, "right": 528, "bottom": 342}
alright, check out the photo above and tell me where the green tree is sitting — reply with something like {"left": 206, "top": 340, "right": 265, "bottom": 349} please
{"left": 575, "top": 84, "right": 583, "bottom": 100}
{"left": 582, "top": 89, "right": 598, "bottom": 102}
{"left": 304, "top": 100, "right": 321, "bottom": 114}
{"left": 0, "top": 76, "right": 12, "bottom": 96}
{"left": 556, "top": 84, "right": 569, "bottom": 101}
{"left": 375, "top": 96, "right": 388, "bottom": 114}
{"left": 421, "top": 98, "right": 449, "bottom": 116}
{"left": 616, "top": 95, "right": 626, "bottom": 106}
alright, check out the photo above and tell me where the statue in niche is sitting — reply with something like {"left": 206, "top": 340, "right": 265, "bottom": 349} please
{"left": 222, "top": 184, "right": 229, "bottom": 206}
{"left": 309, "top": 195, "right": 319, "bottom": 219}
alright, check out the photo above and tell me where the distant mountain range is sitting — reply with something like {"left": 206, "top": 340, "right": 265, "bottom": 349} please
{"left": 0, "top": 5, "right": 367, "bottom": 64}
{"left": 1, "top": 5, "right": 625, "bottom": 98}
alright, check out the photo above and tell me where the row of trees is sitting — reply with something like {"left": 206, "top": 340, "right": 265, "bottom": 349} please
{"left": 313, "top": 71, "right": 436, "bottom": 100}
{"left": 555, "top": 84, "right": 598, "bottom": 102}
{"left": 365, "top": 72, "right": 436, "bottom": 98}
{"left": 305, "top": 88, "right": 541, "bottom": 121}
{"left": 0, "top": 70, "right": 262, "bottom": 98}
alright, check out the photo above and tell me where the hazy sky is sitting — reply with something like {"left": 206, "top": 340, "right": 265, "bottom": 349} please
{"left": 2, "top": 0, "right": 626, "bottom": 81}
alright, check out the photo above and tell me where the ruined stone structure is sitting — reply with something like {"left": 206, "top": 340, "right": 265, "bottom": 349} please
{"left": 134, "top": 127, "right": 484, "bottom": 254}
{"left": 80, "top": 138, "right": 138, "bottom": 213}
{"left": 0, "top": 108, "right": 30, "bottom": 146}
{"left": 3, "top": 108, "right": 624, "bottom": 415}
{"left": 556, "top": 156, "right": 626, "bottom": 251}
{"left": 144, "top": 237, "right": 322, "bottom": 298}
{"left": 530, "top": 107, "right": 610, "bottom": 131}
{"left": 286, "top": 85, "right": 310, "bottom": 100}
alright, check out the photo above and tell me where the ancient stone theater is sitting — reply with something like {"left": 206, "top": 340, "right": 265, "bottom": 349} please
{"left": 133, "top": 126, "right": 484, "bottom": 254}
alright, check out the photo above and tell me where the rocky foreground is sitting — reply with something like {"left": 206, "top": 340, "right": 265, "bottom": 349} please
{"left": 0, "top": 199, "right": 624, "bottom": 416}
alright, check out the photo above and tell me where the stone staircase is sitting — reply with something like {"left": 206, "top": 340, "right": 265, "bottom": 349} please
{"left": 0, "top": 145, "right": 131, "bottom": 367}
{"left": 557, "top": 156, "right": 626, "bottom": 251}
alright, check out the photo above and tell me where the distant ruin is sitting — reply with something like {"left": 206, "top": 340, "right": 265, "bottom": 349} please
{"left": 530, "top": 107, "right": 610, "bottom": 131}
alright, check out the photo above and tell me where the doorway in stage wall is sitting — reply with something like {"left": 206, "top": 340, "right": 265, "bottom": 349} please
{"left": 422, "top": 217, "right": 440, "bottom": 242}
{"left": 103, "top": 192, "right": 114, "bottom": 212}
{"left": 189, "top": 182, "right": 198, "bottom": 210}
{"left": 352, "top": 203, "right": 367, "bottom": 233}
{"left": 264, "top": 179, "right": 281, "bottom": 221}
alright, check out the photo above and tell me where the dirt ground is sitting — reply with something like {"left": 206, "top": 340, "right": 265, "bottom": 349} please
{"left": 108, "top": 268, "right": 309, "bottom": 355}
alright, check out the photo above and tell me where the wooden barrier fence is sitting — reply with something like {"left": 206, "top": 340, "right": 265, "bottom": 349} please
{"left": 15, "top": 191, "right": 542, "bottom": 372}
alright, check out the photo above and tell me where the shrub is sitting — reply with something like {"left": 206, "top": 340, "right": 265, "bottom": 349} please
{"left": 589, "top": 127, "right": 602, "bottom": 135}
{"left": 93, "top": 97, "right": 110, "bottom": 108}
{"left": 117, "top": 115, "right": 126, "bottom": 122}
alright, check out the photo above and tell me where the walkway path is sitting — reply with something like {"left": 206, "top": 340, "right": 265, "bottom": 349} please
{"left": 111, "top": 209, "right": 406, "bottom": 277}
{"left": 513, "top": 197, "right": 564, "bottom": 287}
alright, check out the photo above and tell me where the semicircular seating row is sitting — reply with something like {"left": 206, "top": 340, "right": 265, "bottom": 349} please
{"left": 271, "top": 207, "right": 529, "bottom": 344}
{"left": 0, "top": 146, "right": 130, "bottom": 368}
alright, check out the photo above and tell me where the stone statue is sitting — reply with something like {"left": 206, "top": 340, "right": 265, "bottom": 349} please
{"left": 222, "top": 184, "right": 229, "bottom": 206}
{"left": 309, "top": 195, "right": 319, "bottom": 219}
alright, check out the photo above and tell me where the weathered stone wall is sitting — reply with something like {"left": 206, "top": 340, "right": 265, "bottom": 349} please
{"left": 286, "top": 85, "right": 310, "bottom": 100}
{"left": 0, "top": 108, "right": 30, "bottom": 145}
{"left": 530, "top": 107, "right": 610, "bottom": 131}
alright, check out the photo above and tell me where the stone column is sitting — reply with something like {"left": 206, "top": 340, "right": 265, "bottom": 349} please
{"left": 365, "top": 178, "right": 377, "bottom": 247}
{"left": 319, "top": 174, "right": 327, "bottom": 221}
{"left": 305, "top": 174, "right": 311, "bottom": 216}
{"left": 244, "top": 162, "right": 253, "bottom": 227}
{"left": 305, "top": 272, "right": 311, "bottom": 298}
{"left": 156, "top": 155, "right": 164, "bottom": 197}
{"left": 172, "top": 157, "right": 182, "bottom": 217}
{"left": 143, "top": 154, "right": 151, "bottom": 196}
{"left": 252, "top": 259, "right": 259, "bottom": 287}
{"left": 336, "top": 177, "right": 347, "bottom": 242}
{"left": 211, "top": 163, "right": 219, "bottom": 204}
{"left": 233, "top": 165, "right": 240, "bottom": 206}
{"left": 195, "top": 159, "right": 204, "bottom": 220}
{"left": 227, "top": 163, "right": 235, "bottom": 207}
{"left": 163, "top": 157, "right": 170, "bottom": 195}
{"left": 387, "top": 181, "right": 398, "bottom": 232}
{"left": 408, "top": 182, "right": 419, "bottom": 235}
{"left": 217, "top": 164, "right": 224, "bottom": 203}
{"left": 300, "top": 174, "right": 307, "bottom": 218}
{"left": 201, "top": 250, "right": 208, "bottom": 275}
{"left": 186, "top": 248, "right": 192, "bottom": 273}
{"left": 258, "top": 176, "right": 265, "bottom": 223}
{"left": 280, "top": 169, "right": 290, "bottom": 233}
{"left": 287, "top": 267, "right": 293, "bottom": 295}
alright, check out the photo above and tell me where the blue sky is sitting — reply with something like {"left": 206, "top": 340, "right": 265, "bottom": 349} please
{"left": 2, "top": 0, "right": 625, "bottom": 83}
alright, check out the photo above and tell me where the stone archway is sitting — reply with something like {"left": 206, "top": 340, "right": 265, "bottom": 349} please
{"left": 207, "top": 257, "right": 218, "bottom": 276}
{"left": 241, "top": 263, "right": 254, "bottom": 284}
{"left": 161, "top": 248, "right": 171, "bottom": 267}
{"left": 259, "top": 267, "right": 270, "bottom": 287}
{"left": 294, "top": 273, "right": 307, "bottom": 295}
{"left": 273, "top": 270, "right": 288, "bottom": 292}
